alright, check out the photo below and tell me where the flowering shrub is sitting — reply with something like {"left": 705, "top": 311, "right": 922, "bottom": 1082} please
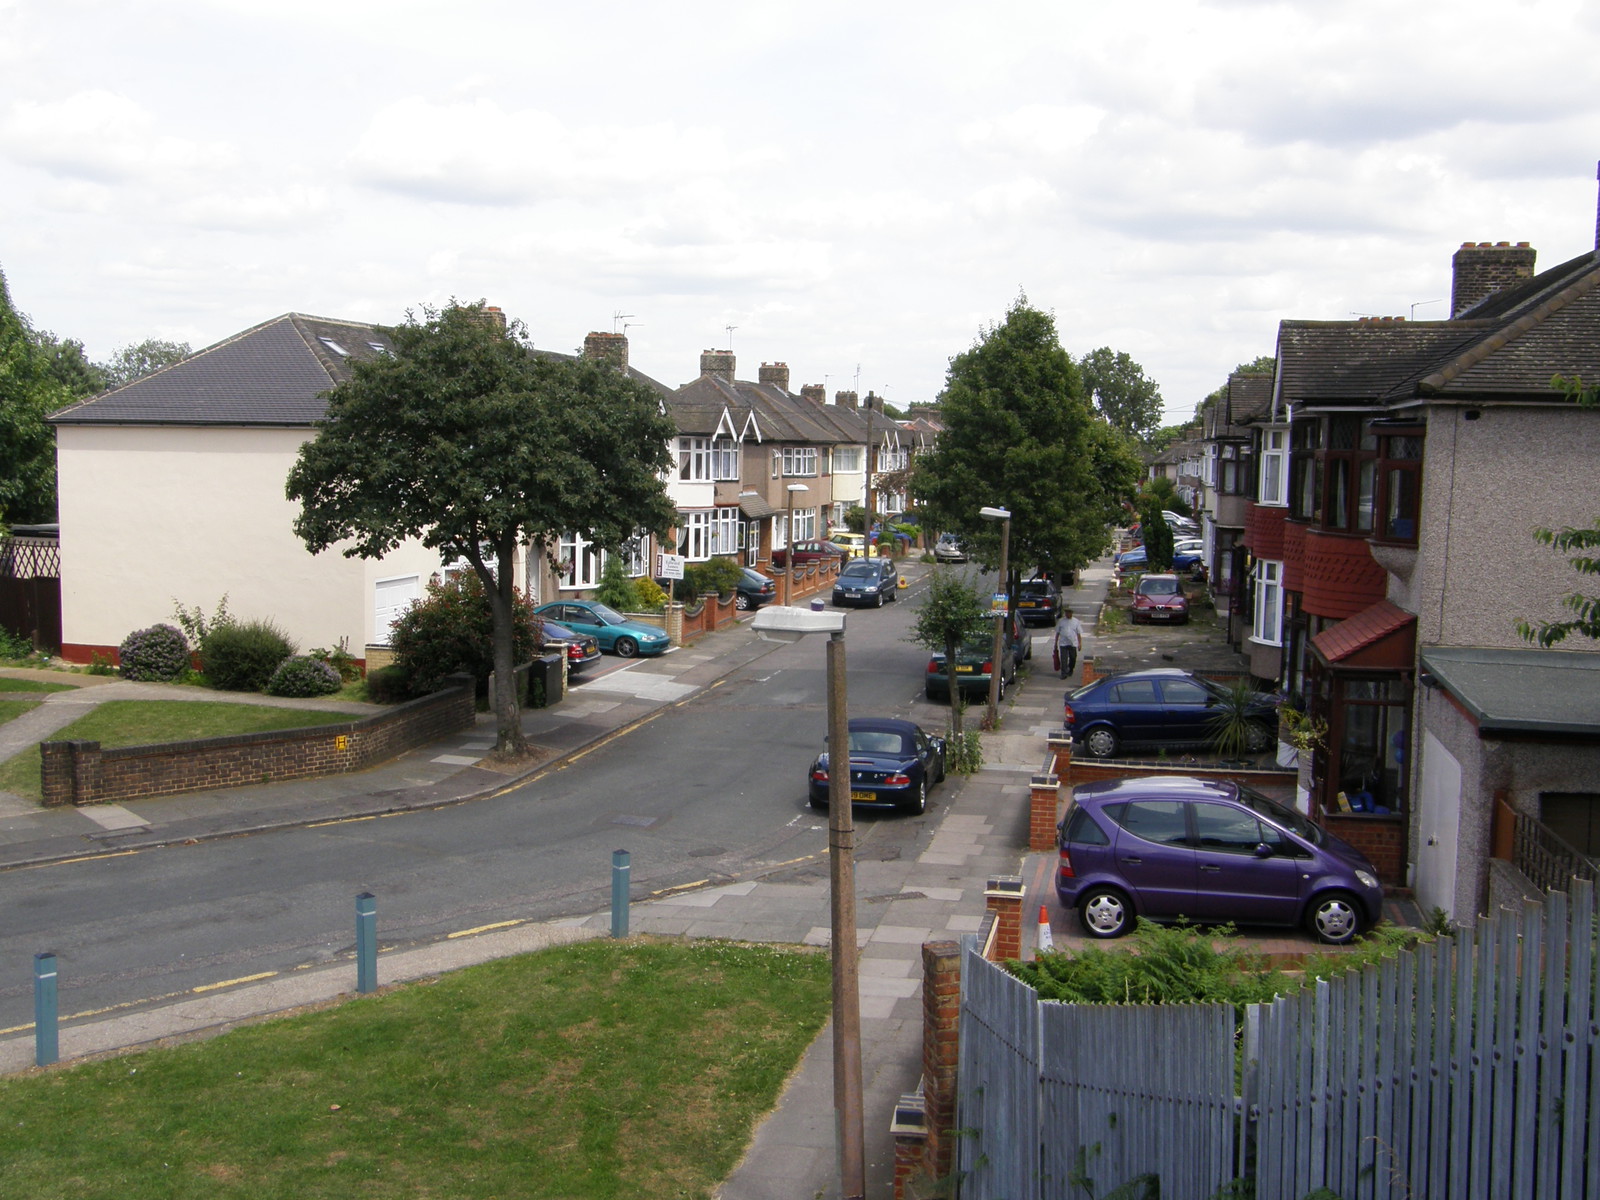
{"left": 266, "top": 655, "right": 342, "bottom": 698}
{"left": 118, "top": 623, "right": 191, "bottom": 682}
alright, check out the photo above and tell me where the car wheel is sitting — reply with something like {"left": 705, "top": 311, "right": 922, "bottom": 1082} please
{"left": 902, "top": 777, "right": 927, "bottom": 816}
{"left": 996, "top": 673, "right": 1007, "bottom": 701}
{"left": 735, "top": 593, "right": 751, "bottom": 611}
{"left": 614, "top": 636, "right": 639, "bottom": 658}
{"left": 1308, "top": 892, "right": 1363, "bottom": 945}
{"left": 809, "top": 794, "right": 828, "bottom": 811}
{"left": 1245, "top": 722, "right": 1272, "bottom": 754}
{"left": 924, "top": 684, "right": 943, "bottom": 703}
{"left": 1083, "top": 726, "right": 1119, "bottom": 759}
{"left": 1079, "top": 887, "right": 1133, "bottom": 938}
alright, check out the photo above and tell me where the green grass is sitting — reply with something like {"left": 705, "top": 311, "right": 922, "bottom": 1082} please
{"left": 0, "top": 701, "right": 355, "bottom": 802}
{"left": 0, "top": 677, "right": 76, "bottom": 694}
{"left": 0, "top": 938, "right": 832, "bottom": 1200}
{"left": 0, "top": 699, "right": 39, "bottom": 726}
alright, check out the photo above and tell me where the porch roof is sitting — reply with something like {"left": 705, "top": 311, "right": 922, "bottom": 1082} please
{"left": 1310, "top": 600, "right": 1416, "bottom": 668}
{"left": 1419, "top": 646, "right": 1600, "bottom": 737}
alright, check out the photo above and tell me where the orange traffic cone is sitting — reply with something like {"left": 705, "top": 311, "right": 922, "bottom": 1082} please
{"left": 1037, "top": 905, "right": 1054, "bottom": 953}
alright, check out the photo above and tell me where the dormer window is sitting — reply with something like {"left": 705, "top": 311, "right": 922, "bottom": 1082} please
{"left": 367, "top": 341, "right": 389, "bottom": 356}
{"left": 319, "top": 337, "right": 350, "bottom": 357}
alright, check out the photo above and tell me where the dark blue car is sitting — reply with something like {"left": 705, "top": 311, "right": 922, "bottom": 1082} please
{"left": 1063, "top": 668, "right": 1276, "bottom": 759}
{"left": 1056, "top": 776, "right": 1383, "bottom": 944}
{"left": 808, "top": 717, "right": 946, "bottom": 815}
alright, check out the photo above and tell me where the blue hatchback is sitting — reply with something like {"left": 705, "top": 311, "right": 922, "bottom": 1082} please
{"left": 533, "top": 600, "right": 671, "bottom": 658}
{"left": 1064, "top": 668, "right": 1276, "bottom": 759}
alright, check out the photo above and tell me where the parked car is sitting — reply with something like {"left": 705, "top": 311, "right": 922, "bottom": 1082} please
{"left": 808, "top": 717, "right": 946, "bottom": 814}
{"left": 537, "top": 618, "right": 602, "bottom": 674}
{"left": 1117, "top": 540, "right": 1204, "bottom": 575}
{"left": 832, "top": 557, "right": 899, "bottom": 607}
{"left": 1015, "top": 576, "right": 1060, "bottom": 626}
{"left": 1055, "top": 775, "right": 1384, "bottom": 944}
{"left": 934, "top": 534, "right": 967, "bottom": 563}
{"left": 533, "top": 600, "right": 672, "bottom": 658}
{"left": 1063, "top": 668, "right": 1276, "bottom": 759}
{"left": 924, "top": 612, "right": 1026, "bottom": 702}
{"left": 1130, "top": 573, "right": 1190, "bottom": 624}
{"left": 1163, "top": 510, "right": 1200, "bottom": 537}
{"left": 770, "top": 539, "right": 850, "bottom": 568}
{"left": 829, "top": 531, "right": 868, "bottom": 558}
{"left": 735, "top": 567, "right": 777, "bottom": 611}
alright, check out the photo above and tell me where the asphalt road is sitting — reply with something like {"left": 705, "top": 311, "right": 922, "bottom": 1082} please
{"left": 0, "top": 575, "right": 975, "bottom": 1036}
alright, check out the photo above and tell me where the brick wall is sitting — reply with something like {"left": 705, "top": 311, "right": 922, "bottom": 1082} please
{"left": 1061, "top": 759, "right": 1297, "bottom": 790}
{"left": 40, "top": 674, "right": 475, "bottom": 807}
{"left": 1318, "top": 807, "right": 1406, "bottom": 884}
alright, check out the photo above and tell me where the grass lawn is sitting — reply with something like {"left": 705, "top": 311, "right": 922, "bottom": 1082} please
{"left": 0, "top": 938, "right": 832, "bottom": 1200}
{"left": 0, "top": 677, "right": 77, "bottom": 694}
{"left": 0, "top": 699, "right": 39, "bottom": 726}
{"left": 0, "top": 701, "right": 355, "bottom": 802}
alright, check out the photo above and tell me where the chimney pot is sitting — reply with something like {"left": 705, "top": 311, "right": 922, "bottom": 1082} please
{"left": 583, "top": 331, "right": 629, "bottom": 372}
{"left": 700, "top": 350, "right": 736, "bottom": 383}
{"left": 758, "top": 361, "right": 791, "bottom": 391}
{"left": 834, "top": 390, "right": 859, "bottom": 410}
{"left": 800, "top": 383, "right": 826, "bottom": 404}
{"left": 1450, "top": 240, "right": 1537, "bottom": 317}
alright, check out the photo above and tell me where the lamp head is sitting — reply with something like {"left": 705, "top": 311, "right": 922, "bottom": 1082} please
{"left": 978, "top": 506, "right": 1011, "bottom": 521}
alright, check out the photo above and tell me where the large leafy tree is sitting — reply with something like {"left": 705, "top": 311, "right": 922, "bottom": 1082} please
{"left": 907, "top": 573, "right": 991, "bottom": 739}
{"left": 914, "top": 296, "right": 1136, "bottom": 594}
{"left": 0, "top": 268, "right": 69, "bottom": 525}
{"left": 287, "top": 302, "right": 677, "bottom": 753}
{"left": 1079, "top": 346, "right": 1165, "bottom": 441}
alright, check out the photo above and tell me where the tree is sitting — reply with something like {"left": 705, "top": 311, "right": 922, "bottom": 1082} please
{"left": 1516, "top": 373, "right": 1600, "bottom": 647}
{"left": 35, "top": 332, "right": 106, "bottom": 396}
{"left": 97, "top": 337, "right": 191, "bottom": 388}
{"left": 0, "top": 268, "right": 68, "bottom": 525}
{"left": 1137, "top": 499, "right": 1175, "bottom": 572}
{"left": 1136, "top": 474, "right": 1189, "bottom": 518}
{"left": 907, "top": 573, "right": 991, "bottom": 740}
{"left": 1079, "top": 347, "right": 1165, "bottom": 441}
{"left": 913, "top": 295, "right": 1136, "bottom": 598}
{"left": 287, "top": 302, "right": 678, "bottom": 754}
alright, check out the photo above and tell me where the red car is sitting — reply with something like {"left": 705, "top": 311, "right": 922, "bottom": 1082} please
{"left": 770, "top": 539, "right": 850, "bottom": 568}
{"left": 1131, "top": 574, "right": 1189, "bottom": 624}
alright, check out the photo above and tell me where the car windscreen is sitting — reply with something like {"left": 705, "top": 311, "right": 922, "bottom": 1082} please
{"left": 849, "top": 730, "right": 910, "bottom": 755}
{"left": 1237, "top": 786, "right": 1322, "bottom": 845}
{"left": 589, "top": 602, "right": 627, "bottom": 624}
{"left": 840, "top": 562, "right": 878, "bottom": 579}
{"left": 1138, "top": 578, "right": 1181, "bottom": 596}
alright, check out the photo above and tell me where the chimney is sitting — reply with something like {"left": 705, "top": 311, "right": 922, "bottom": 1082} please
{"left": 759, "top": 361, "right": 790, "bottom": 391}
{"left": 583, "top": 331, "right": 629, "bottom": 372}
{"left": 700, "top": 349, "right": 735, "bottom": 382}
{"left": 1451, "top": 241, "right": 1537, "bottom": 316}
{"left": 863, "top": 391, "right": 884, "bottom": 414}
{"left": 834, "top": 390, "right": 859, "bottom": 410}
{"left": 800, "top": 383, "right": 826, "bottom": 404}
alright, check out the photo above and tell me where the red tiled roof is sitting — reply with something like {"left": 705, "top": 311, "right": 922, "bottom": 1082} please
{"left": 1311, "top": 600, "right": 1416, "bottom": 664}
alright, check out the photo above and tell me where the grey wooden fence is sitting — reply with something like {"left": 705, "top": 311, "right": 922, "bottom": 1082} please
{"left": 956, "top": 878, "right": 1599, "bottom": 1199}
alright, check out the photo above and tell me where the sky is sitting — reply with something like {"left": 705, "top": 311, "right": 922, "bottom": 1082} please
{"left": 3, "top": 0, "right": 1598, "bottom": 424}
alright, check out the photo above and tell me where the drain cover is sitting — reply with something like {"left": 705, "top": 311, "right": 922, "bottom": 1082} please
{"left": 611, "top": 814, "right": 658, "bottom": 828}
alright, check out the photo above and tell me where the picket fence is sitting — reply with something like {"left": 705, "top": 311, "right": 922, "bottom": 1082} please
{"left": 956, "top": 878, "right": 1598, "bottom": 1200}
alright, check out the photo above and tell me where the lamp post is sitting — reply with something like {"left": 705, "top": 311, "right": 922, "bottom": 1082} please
{"left": 979, "top": 505, "right": 1011, "bottom": 730}
{"left": 750, "top": 604, "right": 863, "bottom": 1200}
{"left": 783, "top": 482, "right": 811, "bottom": 607}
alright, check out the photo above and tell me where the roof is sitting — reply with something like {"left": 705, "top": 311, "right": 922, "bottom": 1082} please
{"left": 1419, "top": 646, "right": 1600, "bottom": 737}
{"left": 1311, "top": 600, "right": 1416, "bottom": 666}
{"left": 666, "top": 374, "right": 868, "bottom": 446}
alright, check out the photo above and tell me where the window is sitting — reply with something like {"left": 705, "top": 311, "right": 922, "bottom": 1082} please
{"left": 1259, "top": 429, "right": 1288, "bottom": 506}
{"left": 781, "top": 447, "right": 818, "bottom": 477}
{"left": 1112, "top": 800, "right": 1189, "bottom": 846}
{"left": 1289, "top": 421, "right": 1321, "bottom": 521}
{"left": 1217, "top": 444, "right": 1250, "bottom": 495}
{"left": 558, "top": 532, "right": 603, "bottom": 589}
{"left": 793, "top": 506, "right": 817, "bottom": 540}
{"left": 678, "top": 437, "right": 739, "bottom": 482}
{"left": 620, "top": 532, "right": 649, "bottom": 578}
{"left": 681, "top": 508, "right": 740, "bottom": 560}
{"left": 319, "top": 336, "right": 350, "bottom": 357}
{"left": 1329, "top": 676, "right": 1409, "bottom": 815}
{"left": 1375, "top": 431, "right": 1422, "bottom": 544}
{"left": 1253, "top": 561, "right": 1283, "bottom": 645}
{"left": 1192, "top": 803, "right": 1265, "bottom": 854}
{"left": 832, "top": 446, "right": 863, "bottom": 473}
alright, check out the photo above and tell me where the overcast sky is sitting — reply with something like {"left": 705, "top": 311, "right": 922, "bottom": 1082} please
{"left": 4, "top": 0, "right": 1598, "bottom": 422}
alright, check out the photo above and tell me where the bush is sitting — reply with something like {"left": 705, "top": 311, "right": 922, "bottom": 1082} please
{"left": 266, "top": 655, "right": 342, "bottom": 698}
{"left": 634, "top": 577, "right": 668, "bottom": 612}
{"left": 364, "top": 664, "right": 413, "bottom": 704}
{"left": 202, "top": 619, "right": 296, "bottom": 692}
{"left": 0, "top": 628, "right": 32, "bottom": 660}
{"left": 389, "top": 571, "right": 539, "bottom": 694}
{"left": 593, "top": 555, "right": 640, "bottom": 612}
{"left": 117, "top": 623, "right": 191, "bottom": 682}
{"left": 308, "top": 638, "right": 361, "bottom": 683}
{"left": 698, "top": 556, "right": 744, "bottom": 597}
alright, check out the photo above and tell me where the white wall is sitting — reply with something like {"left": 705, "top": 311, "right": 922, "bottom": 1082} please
{"left": 57, "top": 425, "right": 443, "bottom": 658}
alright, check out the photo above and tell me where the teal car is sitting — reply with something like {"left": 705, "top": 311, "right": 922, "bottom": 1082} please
{"left": 534, "top": 600, "right": 671, "bottom": 658}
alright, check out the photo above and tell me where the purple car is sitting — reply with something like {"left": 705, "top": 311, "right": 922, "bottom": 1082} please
{"left": 1055, "top": 776, "right": 1383, "bottom": 944}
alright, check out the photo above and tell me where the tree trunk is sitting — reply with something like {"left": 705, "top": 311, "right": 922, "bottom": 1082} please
{"left": 481, "top": 542, "right": 526, "bottom": 755}
{"left": 945, "top": 632, "right": 962, "bottom": 740}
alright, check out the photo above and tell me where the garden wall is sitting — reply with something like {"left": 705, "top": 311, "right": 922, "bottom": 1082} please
{"left": 39, "top": 674, "right": 476, "bottom": 807}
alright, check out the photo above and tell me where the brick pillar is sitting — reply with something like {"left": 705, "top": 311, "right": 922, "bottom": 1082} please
{"left": 1030, "top": 774, "right": 1061, "bottom": 851}
{"left": 891, "top": 1092, "right": 928, "bottom": 1200}
{"left": 984, "top": 876, "right": 1024, "bottom": 961}
{"left": 664, "top": 602, "right": 685, "bottom": 646}
{"left": 39, "top": 741, "right": 75, "bottom": 808}
{"left": 921, "top": 939, "right": 963, "bottom": 1184}
{"left": 1081, "top": 657, "right": 1097, "bottom": 683}
{"left": 1048, "top": 732, "right": 1073, "bottom": 781}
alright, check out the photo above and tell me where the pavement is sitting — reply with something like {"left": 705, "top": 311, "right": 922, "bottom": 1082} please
{"left": 0, "top": 562, "right": 1346, "bottom": 1199}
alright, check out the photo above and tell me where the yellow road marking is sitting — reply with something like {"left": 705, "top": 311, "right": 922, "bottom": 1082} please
{"left": 192, "top": 971, "right": 277, "bottom": 993}
{"left": 448, "top": 920, "right": 523, "bottom": 939}
{"left": 306, "top": 815, "right": 377, "bottom": 828}
{"left": 20, "top": 849, "right": 139, "bottom": 869}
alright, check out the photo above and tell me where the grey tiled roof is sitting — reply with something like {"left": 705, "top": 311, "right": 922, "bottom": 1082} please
{"left": 51, "top": 314, "right": 389, "bottom": 426}
{"left": 666, "top": 375, "right": 868, "bottom": 446}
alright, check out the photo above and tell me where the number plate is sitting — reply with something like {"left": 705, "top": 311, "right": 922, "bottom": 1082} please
{"left": 850, "top": 790, "right": 875, "bottom": 802}
{"left": 955, "top": 664, "right": 976, "bottom": 673}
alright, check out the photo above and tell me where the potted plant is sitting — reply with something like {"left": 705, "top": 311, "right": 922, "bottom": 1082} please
{"left": 1207, "top": 680, "right": 1270, "bottom": 761}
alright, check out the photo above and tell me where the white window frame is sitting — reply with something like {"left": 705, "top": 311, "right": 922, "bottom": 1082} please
{"left": 711, "top": 437, "right": 738, "bottom": 480}
{"left": 559, "top": 532, "right": 603, "bottom": 590}
{"left": 832, "top": 446, "right": 863, "bottom": 473}
{"left": 793, "top": 506, "right": 817, "bottom": 540}
{"left": 1253, "top": 560, "right": 1284, "bottom": 646}
{"left": 1260, "top": 429, "right": 1288, "bottom": 506}
{"left": 781, "top": 446, "right": 818, "bottom": 477}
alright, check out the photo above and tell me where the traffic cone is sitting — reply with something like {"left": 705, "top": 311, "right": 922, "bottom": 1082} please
{"left": 1037, "top": 904, "right": 1053, "bottom": 952}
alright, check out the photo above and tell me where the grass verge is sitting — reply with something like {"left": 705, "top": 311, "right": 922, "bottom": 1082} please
{"left": 0, "top": 677, "right": 76, "bottom": 694}
{"left": 0, "top": 701, "right": 355, "bottom": 802}
{"left": 0, "top": 938, "right": 831, "bottom": 1200}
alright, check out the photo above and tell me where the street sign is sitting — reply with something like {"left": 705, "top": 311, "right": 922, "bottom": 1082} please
{"left": 990, "top": 592, "right": 1008, "bottom": 614}
{"left": 658, "top": 553, "right": 685, "bottom": 581}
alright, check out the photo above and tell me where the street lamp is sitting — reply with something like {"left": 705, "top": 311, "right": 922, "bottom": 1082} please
{"left": 979, "top": 505, "right": 1011, "bottom": 730}
{"left": 750, "top": 604, "right": 863, "bottom": 1200}
{"left": 783, "top": 482, "right": 811, "bottom": 607}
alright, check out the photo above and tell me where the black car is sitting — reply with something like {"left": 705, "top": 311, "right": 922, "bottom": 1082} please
{"left": 1015, "top": 577, "right": 1060, "bottom": 626}
{"left": 808, "top": 717, "right": 946, "bottom": 814}
{"left": 832, "top": 558, "right": 898, "bottom": 607}
{"left": 538, "top": 619, "right": 602, "bottom": 674}
{"left": 735, "top": 567, "right": 777, "bottom": 611}
{"left": 1063, "top": 668, "right": 1276, "bottom": 759}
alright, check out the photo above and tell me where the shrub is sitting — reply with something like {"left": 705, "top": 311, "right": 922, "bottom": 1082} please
{"left": 202, "top": 619, "right": 296, "bottom": 692}
{"left": 0, "top": 628, "right": 31, "bottom": 660}
{"left": 593, "top": 555, "right": 640, "bottom": 612}
{"left": 634, "top": 577, "right": 668, "bottom": 612}
{"left": 698, "top": 556, "right": 744, "bottom": 598}
{"left": 364, "top": 664, "right": 413, "bottom": 704}
{"left": 117, "top": 623, "right": 191, "bottom": 682}
{"left": 266, "top": 655, "right": 342, "bottom": 698}
{"left": 389, "top": 571, "right": 539, "bottom": 694}
{"left": 308, "top": 638, "right": 362, "bottom": 683}
{"left": 171, "top": 595, "right": 234, "bottom": 646}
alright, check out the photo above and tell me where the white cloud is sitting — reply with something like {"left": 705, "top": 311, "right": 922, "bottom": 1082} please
{"left": 2, "top": 90, "right": 233, "bottom": 183}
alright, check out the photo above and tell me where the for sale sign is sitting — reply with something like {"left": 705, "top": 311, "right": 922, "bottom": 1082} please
{"left": 658, "top": 553, "right": 685, "bottom": 580}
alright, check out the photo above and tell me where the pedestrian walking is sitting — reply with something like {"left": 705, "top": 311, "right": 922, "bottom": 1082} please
{"left": 1054, "top": 606, "right": 1083, "bottom": 678}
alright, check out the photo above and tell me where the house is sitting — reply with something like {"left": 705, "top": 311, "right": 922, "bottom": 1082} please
{"left": 1199, "top": 371, "right": 1272, "bottom": 646}
{"left": 49, "top": 312, "right": 675, "bottom": 667}
{"left": 1239, "top": 216, "right": 1600, "bottom": 918}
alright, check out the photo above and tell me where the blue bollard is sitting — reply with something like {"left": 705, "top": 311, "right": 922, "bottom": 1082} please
{"left": 356, "top": 892, "right": 377, "bottom": 994}
{"left": 611, "top": 849, "right": 631, "bottom": 938}
{"left": 34, "top": 952, "right": 58, "bottom": 1067}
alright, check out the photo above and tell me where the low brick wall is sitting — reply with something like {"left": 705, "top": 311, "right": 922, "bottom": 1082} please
{"left": 1317, "top": 807, "right": 1406, "bottom": 885}
{"left": 677, "top": 593, "right": 739, "bottom": 643}
{"left": 1059, "top": 757, "right": 1298, "bottom": 791}
{"left": 39, "top": 673, "right": 476, "bottom": 807}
